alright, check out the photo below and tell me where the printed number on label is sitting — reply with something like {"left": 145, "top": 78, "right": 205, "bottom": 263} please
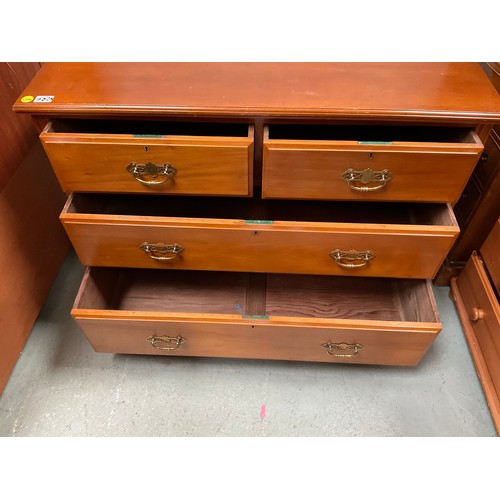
{"left": 34, "top": 95, "right": 55, "bottom": 103}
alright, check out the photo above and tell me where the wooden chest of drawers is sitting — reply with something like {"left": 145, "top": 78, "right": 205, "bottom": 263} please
{"left": 14, "top": 63, "right": 500, "bottom": 367}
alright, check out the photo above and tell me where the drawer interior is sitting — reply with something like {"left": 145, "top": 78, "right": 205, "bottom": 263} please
{"left": 47, "top": 119, "right": 250, "bottom": 138}
{"left": 267, "top": 124, "right": 477, "bottom": 143}
{"left": 265, "top": 274, "right": 435, "bottom": 322}
{"left": 75, "top": 268, "right": 438, "bottom": 324}
{"left": 67, "top": 193, "right": 455, "bottom": 227}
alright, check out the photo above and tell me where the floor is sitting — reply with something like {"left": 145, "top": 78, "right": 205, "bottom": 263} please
{"left": 0, "top": 250, "right": 496, "bottom": 437}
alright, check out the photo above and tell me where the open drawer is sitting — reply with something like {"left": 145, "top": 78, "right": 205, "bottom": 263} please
{"left": 40, "top": 119, "right": 254, "bottom": 196}
{"left": 72, "top": 268, "right": 442, "bottom": 366}
{"left": 263, "top": 124, "right": 483, "bottom": 202}
{"left": 61, "top": 194, "right": 459, "bottom": 279}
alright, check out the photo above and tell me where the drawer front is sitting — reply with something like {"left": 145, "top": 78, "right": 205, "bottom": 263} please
{"left": 62, "top": 200, "right": 459, "bottom": 279}
{"left": 72, "top": 268, "right": 441, "bottom": 367}
{"left": 74, "top": 317, "right": 437, "bottom": 366}
{"left": 456, "top": 254, "right": 500, "bottom": 389}
{"left": 263, "top": 129, "right": 483, "bottom": 202}
{"left": 480, "top": 218, "right": 500, "bottom": 294}
{"left": 40, "top": 123, "right": 254, "bottom": 196}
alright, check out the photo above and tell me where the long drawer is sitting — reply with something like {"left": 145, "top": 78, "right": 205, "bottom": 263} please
{"left": 40, "top": 120, "right": 254, "bottom": 196}
{"left": 61, "top": 194, "right": 460, "bottom": 279}
{"left": 72, "top": 268, "right": 441, "bottom": 366}
{"left": 263, "top": 124, "right": 483, "bottom": 202}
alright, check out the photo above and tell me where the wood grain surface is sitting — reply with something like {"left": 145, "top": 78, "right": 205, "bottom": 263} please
{"left": 0, "top": 62, "right": 41, "bottom": 191}
{"left": 61, "top": 195, "right": 459, "bottom": 278}
{"left": 451, "top": 264, "right": 500, "bottom": 434}
{"left": 447, "top": 129, "right": 500, "bottom": 264}
{"left": 0, "top": 62, "right": 69, "bottom": 394}
{"left": 435, "top": 64, "right": 500, "bottom": 284}
{"left": 40, "top": 122, "right": 254, "bottom": 195}
{"left": 14, "top": 62, "right": 500, "bottom": 368}
{"left": 456, "top": 254, "right": 500, "bottom": 390}
{"left": 72, "top": 268, "right": 440, "bottom": 366}
{"left": 480, "top": 218, "right": 500, "bottom": 294}
{"left": 263, "top": 127, "right": 483, "bottom": 203}
{"left": 0, "top": 143, "right": 69, "bottom": 393}
{"left": 13, "top": 63, "right": 500, "bottom": 122}
{"left": 73, "top": 316, "right": 439, "bottom": 367}
{"left": 451, "top": 277, "right": 500, "bottom": 434}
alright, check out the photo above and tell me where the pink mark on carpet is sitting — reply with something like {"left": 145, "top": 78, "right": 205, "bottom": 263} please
{"left": 260, "top": 404, "right": 266, "bottom": 421}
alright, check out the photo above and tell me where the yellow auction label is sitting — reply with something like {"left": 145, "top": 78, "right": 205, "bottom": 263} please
{"left": 20, "top": 95, "right": 34, "bottom": 103}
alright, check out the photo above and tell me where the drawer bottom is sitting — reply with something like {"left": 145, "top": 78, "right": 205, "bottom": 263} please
{"left": 72, "top": 268, "right": 442, "bottom": 366}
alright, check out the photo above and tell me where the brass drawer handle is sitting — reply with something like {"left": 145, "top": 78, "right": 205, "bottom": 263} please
{"left": 127, "top": 162, "right": 177, "bottom": 185}
{"left": 330, "top": 249, "right": 374, "bottom": 269}
{"left": 141, "top": 242, "right": 184, "bottom": 261}
{"left": 146, "top": 335, "right": 187, "bottom": 350}
{"left": 322, "top": 342, "right": 364, "bottom": 358}
{"left": 470, "top": 307, "right": 485, "bottom": 322}
{"left": 342, "top": 168, "right": 392, "bottom": 192}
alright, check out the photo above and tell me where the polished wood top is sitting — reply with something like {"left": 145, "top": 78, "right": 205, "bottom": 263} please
{"left": 13, "top": 62, "right": 500, "bottom": 122}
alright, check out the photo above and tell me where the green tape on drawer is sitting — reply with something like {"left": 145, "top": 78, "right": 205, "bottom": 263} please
{"left": 358, "top": 141, "right": 393, "bottom": 145}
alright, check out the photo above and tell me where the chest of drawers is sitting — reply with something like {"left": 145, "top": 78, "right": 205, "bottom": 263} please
{"left": 14, "top": 63, "right": 500, "bottom": 367}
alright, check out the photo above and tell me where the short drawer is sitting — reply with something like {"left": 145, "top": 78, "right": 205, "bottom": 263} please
{"left": 40, "top": 120, "right": 254, "bottom": 196}
{"left": 62, "top": 194, "right": 460, "bottom": 279}
{"left": 263, "top": 124, "right": 483, "bottom": 202}
{"left": 72, "top": 268, "right": 441, "bottom": 366}
{"left": 456, "top": 253, "right": 500, "bottom": 390}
